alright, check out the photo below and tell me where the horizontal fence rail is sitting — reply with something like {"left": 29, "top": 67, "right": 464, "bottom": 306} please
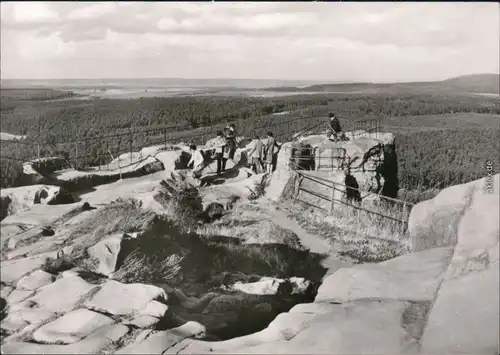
{"left": 287, "top": 158, "right": 412, "bottom": 226}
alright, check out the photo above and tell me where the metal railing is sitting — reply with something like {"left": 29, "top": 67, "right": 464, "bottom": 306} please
{"left": 287, "top": 160, "right": 412, "bottom": 226}
{"left": 0, "top": 115, "right": 385, "bottom": 189}
{"left": 285, "top": 146, "right": 348, "bottom": 172}
{"left": 0, "top": 115, "right": 330, "bottom": 178}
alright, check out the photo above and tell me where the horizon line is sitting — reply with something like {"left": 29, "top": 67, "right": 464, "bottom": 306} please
{"left": 1, "top": 72, "right": 498, "bottom": 86}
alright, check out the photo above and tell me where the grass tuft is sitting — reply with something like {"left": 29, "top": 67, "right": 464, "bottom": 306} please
{"left": 112, "top": 249, "right": 184, "bottom": 284}
{"left": 289, "top": 201, "right": 411, "bottom": 263}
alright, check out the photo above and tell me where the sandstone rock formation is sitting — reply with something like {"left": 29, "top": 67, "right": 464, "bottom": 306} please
{"left": 1, "top": 131, "right": 497, "bottom": 354}
{"left": 1, "top": 185, "right": 74, "bottom": 221}
{"left": 277, "top": 132, "right": 398, "bottom": 209}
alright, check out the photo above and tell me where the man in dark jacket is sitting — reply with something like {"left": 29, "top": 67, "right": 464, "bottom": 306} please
{"left": 328, "top": 113, "right": 347, "bottom": 142}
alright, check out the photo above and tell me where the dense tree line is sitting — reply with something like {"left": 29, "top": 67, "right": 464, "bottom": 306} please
{"left": 397, "top": 128, "right": 499, "bottom": 190}
{"left": 1, "top": 90, "right": 498, "bottom": 142}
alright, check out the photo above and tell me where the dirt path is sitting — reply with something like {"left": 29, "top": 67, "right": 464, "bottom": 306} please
{"left": 269, "top": 207, "right": 353, "bottom": 275}
{"left": 270, "top": 208, "right": 330, "bottom": 255}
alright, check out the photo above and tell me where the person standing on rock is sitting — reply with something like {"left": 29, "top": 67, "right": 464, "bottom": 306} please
{"left": 225, "top": 124, "right": 237, "bottom": 160}
{"left": 187, "top": 144, "right": 206, "bottom": 180}
{"left": 246, "top": 133, "right": 264, "bottom": 174}
{"left": 328, "top": 113, "right": 347, "bottom": 142}
{"left": 213, "top": 131, "right": 227, "bottom": 175}
{"left": 263, "top": 132, "right": 280, "bottom": 174}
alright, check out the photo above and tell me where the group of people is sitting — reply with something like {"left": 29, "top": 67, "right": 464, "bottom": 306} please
{"left": 245, "top": 131, "right": 281, "bottom": 174}
{"left": 186, "top": 112, "right": 345, "bottom": 180}
{"left": 187, "top": 123, "right": 281, "bottom": 180}
{"left": 186, "top": 123, "right": 237, "bottom": 179}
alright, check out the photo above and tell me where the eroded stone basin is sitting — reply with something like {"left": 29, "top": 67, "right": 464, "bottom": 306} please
{"left": 119, "top": 218, "right": 328, "bottom": 341}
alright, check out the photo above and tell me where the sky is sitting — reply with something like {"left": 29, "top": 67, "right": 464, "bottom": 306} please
{"left": 1, "top": 1, "right": 499, "bottom": 82}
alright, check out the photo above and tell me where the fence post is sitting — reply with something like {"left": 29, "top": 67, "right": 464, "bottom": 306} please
{"left": 85, "top": 139, "right": 88, "bottom": 168}
{"left": 75, "top": 141, "right": 78, "bottom": 169}
{"left": 98, "top": 139, "right": 101, "bottom": 171}
{"left": 401, "top": 201, "right": 408, "bottom": 234}
{"left": 106, "top": 139, "right": 109, "bottom": 170}
{"left": 15, "top": 141, "right": 19, "bottom": 160}
{"left": 163, "top": 127, "right": 167, "bottom": 149}
{"left": 329, "top": 184, "right": 335, "bottom": 215}
{"left": 37, "top": 143, "right": 40, "bottom": 160}
{"left": 129, "top": 129, "right": 133, "bottom": 163}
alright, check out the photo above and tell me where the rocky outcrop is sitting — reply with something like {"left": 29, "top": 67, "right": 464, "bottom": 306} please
{"left": 55, "top": 157, "right": 165, "bottom": 191}
{"left": 17, "top": 153, "right": 166, "bottom": 193}
{"left": 0, "top": 185, "right": 74, "bottom": 221}
{"left": 411, "top": 173, "right": 499, "bottom": 354}
{"left": 267, "top": 131, "right": 398, "bottom": 204}
{"left": 149, "top": 173, "right": 499, "bottom": 354}
{"left": 1, "top": 130, "right": 497, "bottom": 355}
{"left": 156, "top": 168, "right": 266, "bottom": 214}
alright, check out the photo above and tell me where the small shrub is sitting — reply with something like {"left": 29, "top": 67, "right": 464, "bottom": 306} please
{"left": 41, "top": 253, "right": 76, "bottom": 274}
{"left": 247, "top": 177, "right": 267, "bottom": 201}
{"left": 398, "top": 188, "right": 440, "bottom": 205}
{"left": 113, "top": 249, "right": 184, "bottom": 284}
{"left": 41, "top": 248, "right": 99, "bottom": 275}
{"left": 156, "top": 186, "right": 204, "bottom": 232}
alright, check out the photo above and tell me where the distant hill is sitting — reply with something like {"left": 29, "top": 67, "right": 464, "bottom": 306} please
{"left": 264, "top": 74, "right": 500, "bottom": 95}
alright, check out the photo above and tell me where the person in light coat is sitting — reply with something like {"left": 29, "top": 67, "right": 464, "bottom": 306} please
{"left": 246, "top": 133, "right": 264, "bottom": 174}
{"left": 187, "top": 144, "right": 206, "bottom": 179}
{"left": 212, "top": 131, "right": 227, "bottom": 175}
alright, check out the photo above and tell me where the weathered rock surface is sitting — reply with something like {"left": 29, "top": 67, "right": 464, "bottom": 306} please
{"left": 1, "top": 324, "right": 129, "bottom": 354}
{"left": 141, "top": 300, "right": 168, "bottom": 318}
{"left": 1, "top": 251, "right": 57, "bottom": 285}
{"left": 115, "top": 321, "right": 206, "bottom": 354}
{"left": 32, "top": 308, "right": 115, "bottom": 344}
{"left": 124, "top": 314, "right": 159, "bottom": 329}
{"left": 84, "top": 280, "right": 167, "bottom": 316}
{"left": 268, "top": 131, "right": 397, "bottom": 203}
{"left": 230, "top": 277, "right": 311, "bottom": 296}
{"left": 0, "top": 137, "right": 497, "bottom": 354}
{"left": 86, "top": 234, "right": 124, "bottom": 276}
{"left": 16, "top": 270, "right": 55, "bottom": 290}
{"left": 417, "top": 174, "right": 500, "bottom": 354}
{"left": 55, "top": 156, "right": 165, "bottom": 191}
{"left": 316, "top": 246, "right": 453, "bottom": 303}
{"left": 27, "top": 275, "right": 98, "bottom": 312}
{"left": 200, "top": 173, "right": 267, "bottom": 209}
{"left": 0, "top": 185, "right": 74, "bottom": 221}
{"left": 6, "top": 289, "right": 35, "bottom": 305}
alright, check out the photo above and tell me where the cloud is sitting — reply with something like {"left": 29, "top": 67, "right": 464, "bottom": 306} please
{"left": 67, "top": 2, "right": 117, "bottom": 20}
{"left": 11, "top": 2, "right": 60, "bottom": 24}
{"left": 1, "top": 2, "right": 498, "bottom": 81}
